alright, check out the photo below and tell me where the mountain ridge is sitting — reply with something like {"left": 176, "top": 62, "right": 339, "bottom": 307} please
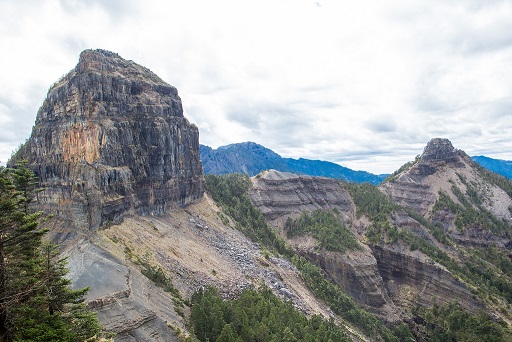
{"left": 200, "top": 142, "right": 386, "bottom": 184}
{"left": 201, "top": 141, "right": 512, "bottom": 184}
{"left": 472, "top": 155, "right": 512, "bottom": 179}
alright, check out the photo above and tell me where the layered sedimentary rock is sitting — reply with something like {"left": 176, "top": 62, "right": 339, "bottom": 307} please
{"left": 381, "top": 138, "right": 512, "bottom": 244}
{"left": 249, "top": 170, "right": 355, "bottom": 225}
{"left": 16, "top": 49, "right": 203, "bottom": 232}
{"left": 248, "top": 170, "right": 400, "bottom": 319}
{"left": 380, "top": 138, "right": 470, "bottom": 215}
{"left": 304, "top": 248, "right": 400, "bottom": 320}
{"left": 371, "top": 245, "right": 485, "bottom": 314}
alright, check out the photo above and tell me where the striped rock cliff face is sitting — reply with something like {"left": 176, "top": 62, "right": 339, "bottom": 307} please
{"left": 16, "top": 49, "right": 203, "bottom": 235}
{"left": 380, "top": 138, "right": 512, "bottom": 247}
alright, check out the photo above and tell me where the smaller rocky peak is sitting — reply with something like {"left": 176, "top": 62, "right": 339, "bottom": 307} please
{"left": 255, "top": 169, "right": 300, "bottom": 181}
{"left": 420, "top": 138, "right": 458, "bottom": 162}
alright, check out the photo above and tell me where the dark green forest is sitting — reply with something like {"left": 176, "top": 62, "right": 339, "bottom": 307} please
{"left": 190, "top": 287, "right": 350, "bottom": 342}
{"left": 0, "top": 163, "right": 102, "bottom": 342}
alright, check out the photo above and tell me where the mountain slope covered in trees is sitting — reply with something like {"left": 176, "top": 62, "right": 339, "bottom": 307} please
{"left": 205, "top": 167, "right": 512, "bottom": 341}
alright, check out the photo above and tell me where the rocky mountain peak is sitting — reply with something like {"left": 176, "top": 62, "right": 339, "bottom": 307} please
{"left": 42, "top": 49, "right": 181, "bottom": 125}
{"left": 74, "top": 49, "right": 169, "bottom": 88}
{"left": 14, "top": 49, "right": 204, "bottom": 235}
{"left": 420, "top": 138, "right": 458, "bottom": 162}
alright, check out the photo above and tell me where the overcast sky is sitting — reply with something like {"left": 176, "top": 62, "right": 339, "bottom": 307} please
{"left": 1, "top": 0, "right": 511, "bottom": 174}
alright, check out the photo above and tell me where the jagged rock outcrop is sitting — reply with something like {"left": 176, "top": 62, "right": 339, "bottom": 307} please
{"left": 380, "top": 138, "right": 471, "bottom": 215}
{"left": 14, "top": 49, "right": 203, "bottom": 233}
{"left": 381, "top": 138, "right": 512, "bottom": 242}
{"left": 420, "top": 138, "right": 461, "bottom": 163}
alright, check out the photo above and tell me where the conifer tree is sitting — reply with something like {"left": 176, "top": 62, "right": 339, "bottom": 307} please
{"left": 0, "top": 164, "right": 103, "bottom": 341}
{"left": 0, "top": 165, "right": 45, "bottom": 341}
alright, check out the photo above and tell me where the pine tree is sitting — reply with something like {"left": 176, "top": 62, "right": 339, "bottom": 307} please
{"left": 0, "top": 165, "right": 45, "bottom": 341}
{"left": 216, "top": 323, "right": 239, "bottom": 342}
{"left": 11, "top": 160, "right": 42, "bottom": 214}
{"left": 0, "top": 164, "right": 103, "bottom": 341}
{"left": 40, "top": 242, "right": 88, "bottom": 316}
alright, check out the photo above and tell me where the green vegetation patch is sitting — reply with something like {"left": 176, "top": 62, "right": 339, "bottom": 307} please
{"left": 345, "top": 182, "right": 398, "bottom": 220}
{"left": 285, "top": 210, "right": 361, "bottom": 253}
{"left": 345, "top": 182, "right": 400, "bottom": 244}
{"left": 413, "top": 301, "right": 512, "bottom": 341}
{"left": 205, "top": 174, "right": 292, "bottom": 256}
{"left": 433, "top": 189, "right": 510, "bottom": 237}
{"left": 190, "top": 286, "right": 351, "bottom": 342}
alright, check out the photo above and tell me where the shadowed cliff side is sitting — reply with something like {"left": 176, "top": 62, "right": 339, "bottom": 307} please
{"left": 11, "top": 49, "right": 204, "bottom": 236}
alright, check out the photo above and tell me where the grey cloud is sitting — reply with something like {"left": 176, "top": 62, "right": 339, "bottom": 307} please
{"left": 485, "top": 98, "right": 512, "bottom": 120}
{"left": 59, "top": 0, "right": 139, "bottom": 22}
{"left": 0, "top": 82, "right": 44, "bottom": 146}
{"left": 225, "top": 100, "right": 306, "bottom": 135}
{"left": 366, "top": 119, "right": 397, "bottom": 133}
{"left": 60, "top": 36, "right": 89, "bottom": 55}
{"left": 451, "top": 21, "right": 512, "bottom": 55}
{"left": 0, "top": 105, "right": 36, "bottom": 144}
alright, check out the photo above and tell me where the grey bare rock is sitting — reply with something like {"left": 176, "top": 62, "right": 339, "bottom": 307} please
{"left": 249, "top": 170, "right": 355, "bottom": 225}
{"left": 14, "top": 49, "right": 204, "bottom": 234}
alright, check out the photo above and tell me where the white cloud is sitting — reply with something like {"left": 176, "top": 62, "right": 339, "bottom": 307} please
{"left": 1, "top": 0, "right": 511, "bottom": 174}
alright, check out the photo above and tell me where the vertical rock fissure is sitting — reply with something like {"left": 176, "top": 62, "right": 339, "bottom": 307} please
{"left": 13, "top": 49, "right": 204, "bottom": 235}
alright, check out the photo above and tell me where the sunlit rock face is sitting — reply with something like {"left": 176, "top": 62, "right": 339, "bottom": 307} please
{"left": 18, "top": 49, "right": 204, "bottom": 233}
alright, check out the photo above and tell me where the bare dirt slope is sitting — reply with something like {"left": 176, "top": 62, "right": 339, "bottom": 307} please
{"left": 65, "top": 194, "right": 337, "bottom": 340}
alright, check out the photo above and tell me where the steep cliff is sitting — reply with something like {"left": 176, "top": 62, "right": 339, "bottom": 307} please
{"left": 14, "top": 49, "right": 204, "bottom": 233}
{"left": 249, "top": 170, "right": 355, "bottom": 225}
{"left": 248, "top": 170, "right": 402, "bottom": 320}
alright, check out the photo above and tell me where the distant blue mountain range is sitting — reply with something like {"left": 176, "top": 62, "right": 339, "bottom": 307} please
{"left": 200, "top": 142, "right": 386, "bottom": 184}
{"left": 471, "top": 155, "right": 512, "bottom": 180}
{"left": 200, "top": 142, "right": 512, "bottom": 184}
